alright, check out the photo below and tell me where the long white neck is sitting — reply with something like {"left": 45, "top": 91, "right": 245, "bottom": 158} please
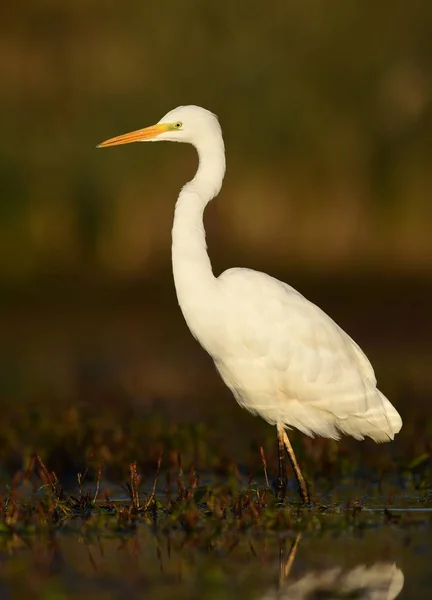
{"left": 172, "top": 135, "right": 226, "bottom": 334}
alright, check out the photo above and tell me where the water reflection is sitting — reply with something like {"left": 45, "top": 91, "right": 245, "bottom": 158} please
{"left": 1, "top": 523, "right": 427, "bottom": 598}
{"left": 263, "top": 534, "right": 404, "bottom": 600}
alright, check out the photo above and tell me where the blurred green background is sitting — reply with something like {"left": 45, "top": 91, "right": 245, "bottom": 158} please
{"left": 3, "top": 0, "right": 432, "bottom": 280}
{"left": 0, "top": 1, "right": 431, "bottom": 472}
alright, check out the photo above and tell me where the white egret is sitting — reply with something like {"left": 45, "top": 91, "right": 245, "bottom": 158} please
{"left": 98, "top": 105, "right": 402, "bottom": 503}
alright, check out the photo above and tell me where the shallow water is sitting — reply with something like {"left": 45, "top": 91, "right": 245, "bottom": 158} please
{"left": 1, "top": 478, "right": 432, "bottom": 600}
{"left": 0, "top": 514, "right": 431, "bottom": 599}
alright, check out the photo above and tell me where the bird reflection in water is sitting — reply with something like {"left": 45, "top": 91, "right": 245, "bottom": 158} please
{"left": 262, "top": 534, "right": 404, "bottom": 600}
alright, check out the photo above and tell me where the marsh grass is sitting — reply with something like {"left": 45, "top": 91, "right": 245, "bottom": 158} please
{"left": 0, "top": 439, "right": 430, "bottom": 544}
{"left": 0, "top": 391, "right": 430, "bottom": 560}
{"left": 0, "top": 408, "right": 430, "bottom": 599}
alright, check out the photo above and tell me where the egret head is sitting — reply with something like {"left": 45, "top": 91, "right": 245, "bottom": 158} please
{"left": 97, "top": 105, "right": 222, "bottom": 149}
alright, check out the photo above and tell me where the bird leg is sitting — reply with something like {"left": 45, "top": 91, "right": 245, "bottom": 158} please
{"left": 279, "top": 533, "right": 302, "bottom": 587}
{"left": 275, "top": 424, "right": 287, "bottom": 501}
{"left": 280, "top": 426, "right": 310, "bottom": 504}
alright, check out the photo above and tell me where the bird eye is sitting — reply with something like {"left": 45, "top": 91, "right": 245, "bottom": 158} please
{"left": 174, "top": 122, "right": 182, "bottom": 129}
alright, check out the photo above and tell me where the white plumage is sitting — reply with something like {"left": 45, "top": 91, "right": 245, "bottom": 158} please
{"left": 262, "top": 563, "right": 404, "bottom": 600}
{"left": 98, "top": 105, "right": 402, "bottom": 502}
{"left": 211, "top": 267, "right": 401, "bottom": 442}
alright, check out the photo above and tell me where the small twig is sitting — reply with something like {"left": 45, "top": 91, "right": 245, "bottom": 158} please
{"left": 77, "top": 468, "right": 88, "bottom": 499}
{"left": 260, "top": 446, "right": 270, "bottom": 489}
{"left": 144, "top": 452, "right": 162, "bottom": 510}
{"left": 177, "top": 453, "right": 186, "bottom": 499}
{"left": 186, "top": 474, "right": 200, "bottom": 499}
{"left": 93, "top": 461, "right": 103, "bottom": 503}
{"left": 36, "top": 454, "right": 52, "bottom": 485}
{"left": 129, "top": 462, "right": 142, "bottom": 510}
{"left": 24, "top": 454, "right": 36, "bottom": 481}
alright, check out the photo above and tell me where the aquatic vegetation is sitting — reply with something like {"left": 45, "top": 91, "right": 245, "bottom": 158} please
{"left": 0, "top": 401, "right": 430, "bottom": 598}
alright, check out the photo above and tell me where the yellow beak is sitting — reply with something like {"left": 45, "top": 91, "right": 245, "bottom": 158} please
{"left": 97, "top": 123, "right": 168, "bottom": 148}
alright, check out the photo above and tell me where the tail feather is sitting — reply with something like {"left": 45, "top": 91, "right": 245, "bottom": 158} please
{"left": 338, "top": 390, "right": 402, "bottom": 443}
